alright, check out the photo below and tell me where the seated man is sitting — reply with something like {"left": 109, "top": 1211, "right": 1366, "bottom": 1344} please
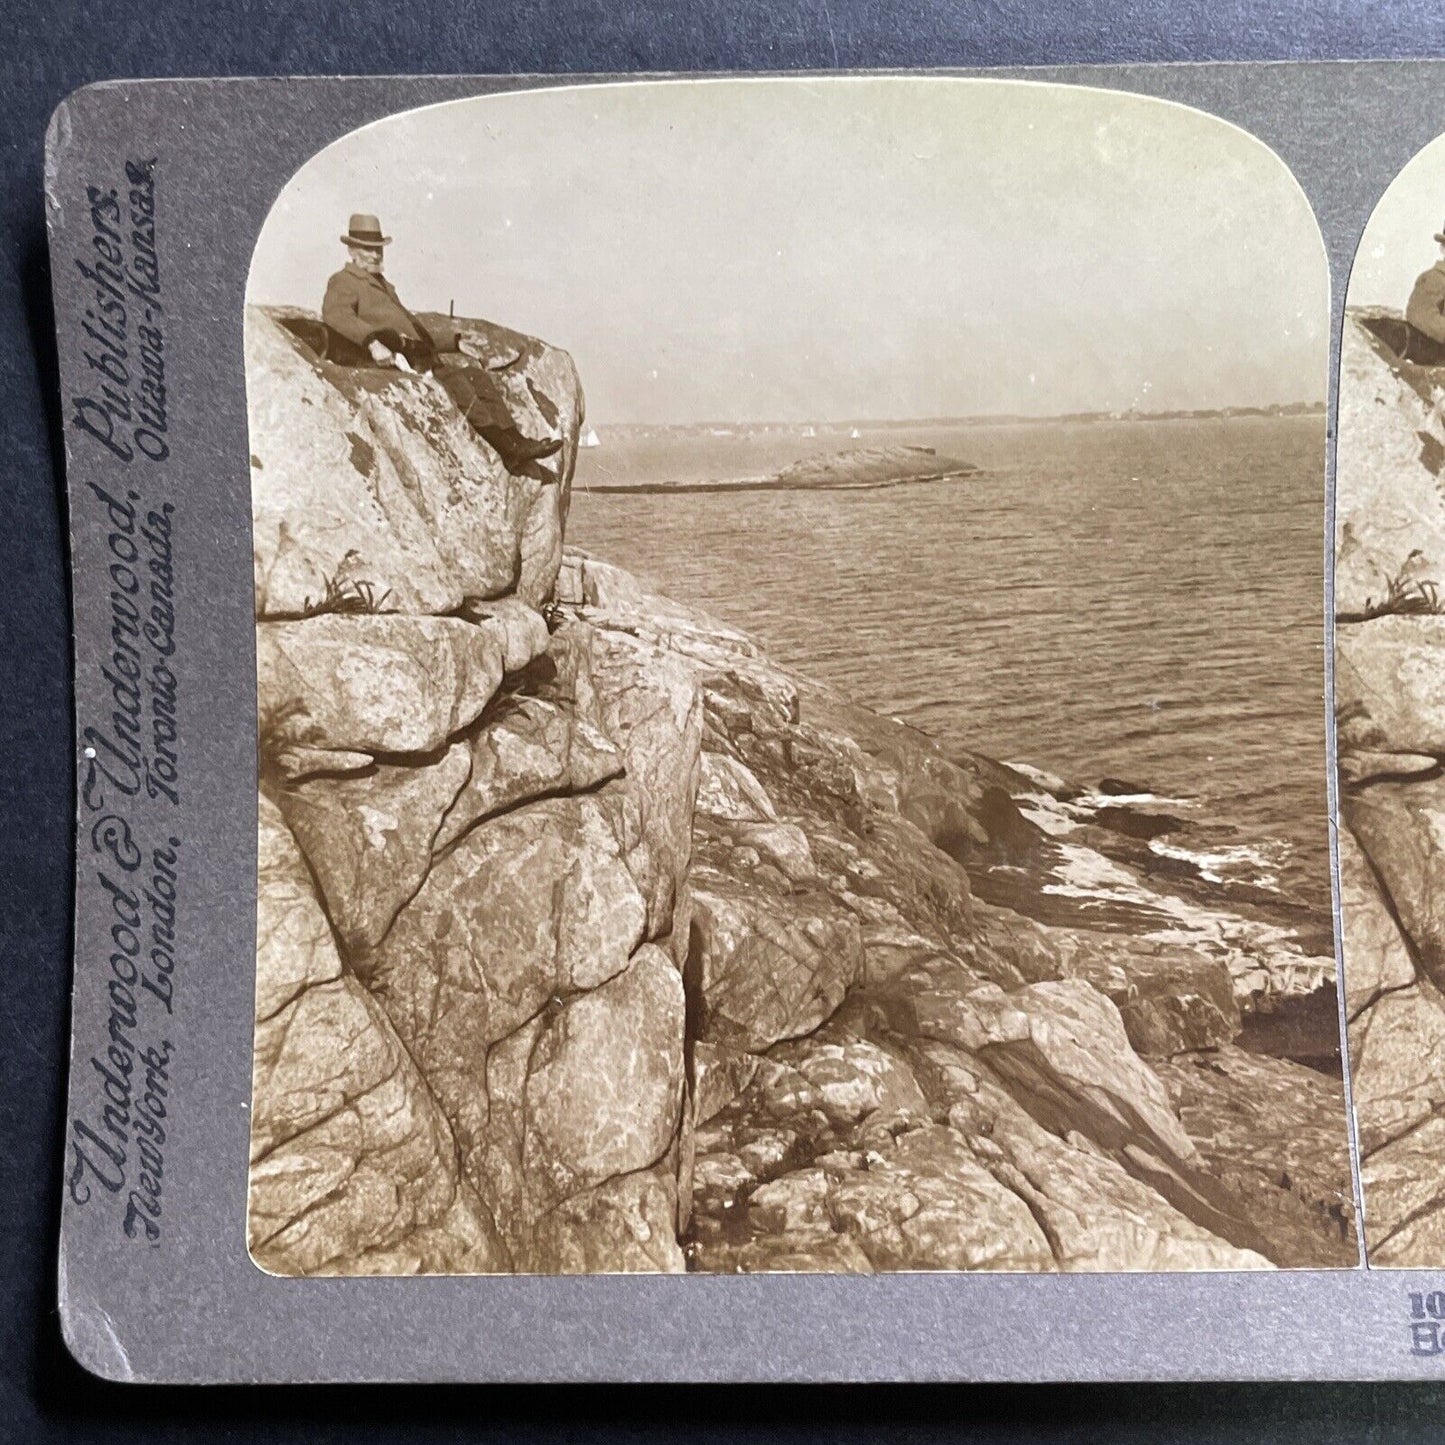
{"left": 1405, "top": 223, "right": 1445, "bottom": 365}
{"left": 322, "top": 213, "right": 562, "bottom": 473}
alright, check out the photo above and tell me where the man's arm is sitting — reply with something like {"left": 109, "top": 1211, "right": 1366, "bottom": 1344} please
{"left": 1408, "top": 270, "right": 1445, "bottom": 346}
{"left": 322, "top": 271, "right": 377, "bottom": 348}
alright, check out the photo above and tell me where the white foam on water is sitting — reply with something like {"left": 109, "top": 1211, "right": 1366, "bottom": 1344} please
{"left": 1016, "top": 794, "right": 1081, "bottom": 838}
{"left": 1146, "top": 837, "right": 1284, "bottom": 892}
{"left": 1005, "top": 764, "right": 1199, "bottom": 822}
{"left": 1019, "top": 777, "right": 1288, "bottom": 902}
{"left": 1002, "top": 760, "right": 1073, "bottom": 796}
{"left": 1044, "top": 842, "right": 1147, "bottom": 897}
{"left": 1072, "top": 789, "right": 1199, "bottom": 811}
{"left": 1014, "top": 785, "right": 1207, "bottom": 847}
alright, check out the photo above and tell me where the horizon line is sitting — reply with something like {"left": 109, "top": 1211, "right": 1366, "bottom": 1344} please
{"left": 585, "top": 401, "right": 1329, "bottom": 430}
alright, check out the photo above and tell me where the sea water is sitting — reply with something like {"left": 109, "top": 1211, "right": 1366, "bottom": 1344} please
{"left": 567, "top": 414, "right": 1329, "bottom": 917}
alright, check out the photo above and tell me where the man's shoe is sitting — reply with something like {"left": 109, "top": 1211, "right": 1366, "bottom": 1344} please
{"left": 499, "top": 433, "right": 560, "bottom": 462}
{"left": 481, "top": 425, "right": 564, "bottom": 471}
{"left": 506, "top": 433, "right": 563, "bottom": 463}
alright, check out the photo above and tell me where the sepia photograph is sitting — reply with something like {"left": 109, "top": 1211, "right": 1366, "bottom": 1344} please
{"left": 241, "top": 77, "right": 1352, "bottom": 1277}
{"left": 1336, "top": 131, "right": 1445, "bottom": 1267}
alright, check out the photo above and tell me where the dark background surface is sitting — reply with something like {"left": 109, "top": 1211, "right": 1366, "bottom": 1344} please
{"left": 10, "top": 1, "right": 1445, "bottom": 1438}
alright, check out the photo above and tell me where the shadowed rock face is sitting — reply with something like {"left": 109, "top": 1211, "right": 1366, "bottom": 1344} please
{"left": 1337, "top": 310, "right": 1445, "bottom": 1264}
{"left": 247, "top": 304, "right": 1354, "bottom": 1276}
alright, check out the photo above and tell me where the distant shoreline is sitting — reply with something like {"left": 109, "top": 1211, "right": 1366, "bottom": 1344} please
{"left": 591, "top": 405, "right": 1327, "bottom": 440}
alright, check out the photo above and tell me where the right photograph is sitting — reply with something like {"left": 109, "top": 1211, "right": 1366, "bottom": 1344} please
{"left": 1338, "top": 133, "right": 1445, "bottom": 1266}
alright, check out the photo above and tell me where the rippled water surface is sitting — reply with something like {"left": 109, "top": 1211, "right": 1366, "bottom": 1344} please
{"left": 569, "top": 416, "right": 1329, "bottom": 911}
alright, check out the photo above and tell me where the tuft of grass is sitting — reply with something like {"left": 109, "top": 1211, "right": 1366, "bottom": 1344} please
{"left": 298, "top": 575, "right": 393, "bottom": 619}
{"left": 1357, "top": 572, "right": 1445, "bottom": 621}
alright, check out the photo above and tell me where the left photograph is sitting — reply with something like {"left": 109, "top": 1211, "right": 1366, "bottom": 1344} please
{"left": 244, "top": 77, "right": 1352, "bottom": 1276}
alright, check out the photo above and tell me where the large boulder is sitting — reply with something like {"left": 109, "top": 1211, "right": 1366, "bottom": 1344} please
{"left": 1337, "top": 825, "right": 1418, "bottom": 1020}
{"left": 358, "top": 789, "right": 652, "bottom": 1163}
{"left": 274, "top": 741, "right": 472, "bottom": 954}
{"left": 1335, "top": 314, "right": 1445, "bottom": 620}
{"left": 1337, "top": 615, "right": 1445, "bottom": 755}
{"left": 433, "top": 694, "right": 624, "bottom": 854}
{"left": 526, "top": 1166, "right": 685, "bottom": 1274}
{"left": 587, "top": 629, "right": 704, "bottom": 949}
{"left": 1345, "top": 776, "right": 1445, "bottom": 990}
{"left": 961, "top": 1069, "right": 1271, "bottom": 1273}
{"left": 695, "top": 751, "right": 778, "bottom": 822}
{"left": 257, "top": 614, "right": 516, "bottom": 758}
{"left": 994, "top": 917, "right": 1243, "bottom": 1056}
{"left": 1340, "top": 802, "right": 1445, "bottom": 1263}
{"left": 1349, "top": 977, "right": 1445, "bottom": 1154}
{"left": 247, "top": 307, "right": 582, "bottom": 619}
{"left": 690, "top": 865, "right": 864, "bottom": 1053}
{"left": 1363, "top": 1116, "right": 1445, "bottom": 1264}
{"left": 688, "top": 1023, "right": 1269, "bottom": 1274}
{"left": 964, "top": 979, "right": 1200, "bottom": 1166}
{"left": 470, "top": 944, "right": 688, "bottom": 1270}
{"left": 520, "top": 946, "right": 687, "bottom": 1214}
{"left": 806, "top": 1125, "right": 1057, "bottom": 1273}
{"left": 1154, "top": 1047, "right": 1356, "bottom": 1268}
{"left": 345, "top": 625, "right": 702, "bottom": 1268}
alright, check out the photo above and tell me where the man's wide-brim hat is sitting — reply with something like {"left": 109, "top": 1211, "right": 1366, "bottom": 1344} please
{"left": 341, "top": 213, "right": 392, "bottom": 247}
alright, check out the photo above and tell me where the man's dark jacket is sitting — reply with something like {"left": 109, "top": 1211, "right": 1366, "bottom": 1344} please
{"left": 322, "top": 262, "right": 459, "bottom": 359}
{"left": 1407, "top": 261, "right": 1445, "bottom": 353}
{"left": 321, "top": 262, "right": 512, "bottom": 431}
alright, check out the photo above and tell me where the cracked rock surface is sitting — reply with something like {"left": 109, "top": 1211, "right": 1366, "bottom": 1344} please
{"left": 248, "top": 303, "right": 1355, "bottom": 1275}
{"left": 558, "top": 553, "right": 1355, "bottom": 1273}
{"left": 1336, "top": 311, "right": 1445, "bottom": 1264}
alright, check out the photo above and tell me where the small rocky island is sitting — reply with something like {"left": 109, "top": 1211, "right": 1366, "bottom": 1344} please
{"left": 246, "top": 305, "right": 1354, "bottom": 1276}
{"left": 588, "top": 444, "right": 978, "bottom": 494}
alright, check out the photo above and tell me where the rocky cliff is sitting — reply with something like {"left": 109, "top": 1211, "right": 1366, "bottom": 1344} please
{"left": 247, "top": 304, "right": 1354, "bottom": 1275}
{"left": 1336, "top": 309, "right": 1445, "bottom": 1265}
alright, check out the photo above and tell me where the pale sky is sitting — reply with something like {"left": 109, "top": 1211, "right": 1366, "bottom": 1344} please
{"left": 248, "top": 78, "right": 1328, "bottom": 424}
{"left": 1348, "top": 130, "right": 1445, "bottom": 310}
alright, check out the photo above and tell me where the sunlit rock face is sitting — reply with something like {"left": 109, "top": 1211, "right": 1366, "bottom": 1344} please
{"left": 247, "top": 309, "right": 1354, "bottom": 1277}
{"left": 247, "top": 306, "right": 581, "bottom": 619}
{"left": 1336, "top": 313, "right": 1445, "bottom": 625}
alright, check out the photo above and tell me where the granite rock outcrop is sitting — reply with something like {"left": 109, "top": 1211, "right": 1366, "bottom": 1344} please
{"left": 1336, "top": 309, "right": 1445, "bottom": 1264}
{"left": 556, "top": 554, "right": 1352, "bottom": 1273}
{"left": 248, "top": 306, "right": 694, "bottom": 1274}
{"left": 247, "top": 302, "right": 1355, "bottom": 1275}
